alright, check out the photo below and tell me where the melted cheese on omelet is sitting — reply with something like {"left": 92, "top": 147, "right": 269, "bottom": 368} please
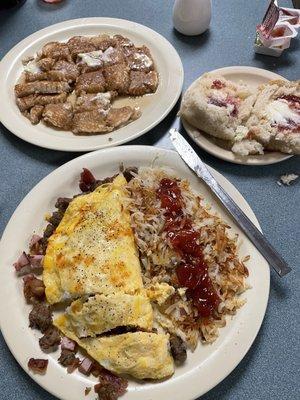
{"left": 63, "top": 293, "right": 153, "bottom": 337}
{"left": 54, "top": 314, "right": 174, "bottom": 380}
{"left": 146, "top": 282, "right": 175, "bottom": 305}
{"left": 43, "top": 175, "right": 143, "bottom": 304}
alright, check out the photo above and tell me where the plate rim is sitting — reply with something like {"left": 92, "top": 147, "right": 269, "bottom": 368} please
{"left": 182, "top": 66, "right": 293, "bottom": 166}
{"left": 0, "top": 145, "right": 270, "bottom": 400}
{"left": 0, "top": 17, "right": 184, "bottom": 152}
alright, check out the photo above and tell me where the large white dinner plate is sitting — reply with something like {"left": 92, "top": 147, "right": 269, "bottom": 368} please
{"left": 0, "top": 146, "right": 270, "bottom": 400}
{"left": 182, "top": 66, "right": 293, "bottom": 165}
{"left": 0, "top": 18, "right": 183, "bottom": 152}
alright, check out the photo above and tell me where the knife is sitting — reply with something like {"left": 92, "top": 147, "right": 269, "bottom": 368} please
{"left": 169, "top": 128, "right": 291, "bottom": 277}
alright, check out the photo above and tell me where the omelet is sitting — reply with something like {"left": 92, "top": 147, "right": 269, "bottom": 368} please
{"left": 43, "top": 172, "right": 176, "bottom": 380}
{"left": 62, "top": 293, "right": 153, "bottom": 337}
{"left": 43, "top": 175, "right": 143, "bottom": 304}
{"left": 146, "top": 282, "right": 175, "bottom": 305}
{"left": 55, "top": 314, "right": 174, "bottom": 380}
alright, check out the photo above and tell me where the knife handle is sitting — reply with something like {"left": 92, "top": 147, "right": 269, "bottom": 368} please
{"left": 205, "top": 175, "right": 291, "bottom": 277}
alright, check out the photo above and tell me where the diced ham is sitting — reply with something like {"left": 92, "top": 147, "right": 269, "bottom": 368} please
{"left": 29, "top": 234, "right": 42, "bottom": 248}
{"left": 16, "top": 264, "right": 33, "bottom": 275}
{"left": 29, "top": 234, "right": 43, "bottom": 255}
{"left": 29, "top": 254, "right": 44, "bottom": 269}
{"left": 28, "top": 358, "right": 48, "bottom": 374}
{"left": 78, "top": 357, "right": 93, "bottom": 375}
{"left": 61, "top": 336, "right": 76, "bottom": 352}
{"left": 14, "top": 252, "right": 44, "bottom": 275}
{"left": 23, "top": 275, "right": 45, "bottom": 303}
{"left": 13, "top": 252, "right": 30, "bottom": 272}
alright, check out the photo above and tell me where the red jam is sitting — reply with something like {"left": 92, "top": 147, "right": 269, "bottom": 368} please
{"left": 277, "top": 119, "right": 300, "bottom": 132}
{"left": 278, "top": 95, "right": 300, "bottom": 110}
{"left": 211, "top": 79, "right": 225, "bottom": 90}
{"left": 157, "top": 179, "right": 220, "bottom": 318}
{"left": 227, "top": 97, "right": 239, "bottom": 117}
{"left": 208, "top": 97, "right": 227, "bottom": 108}
{"left": 208, "top": 96, "right": 238, "bottom": 117}
{"left": 275, "top": 96, "right": 300, "bottom": 132}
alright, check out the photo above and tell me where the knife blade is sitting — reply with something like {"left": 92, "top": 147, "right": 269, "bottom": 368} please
{"left": 169, "top": 128, "right": 291, "bottom": 277}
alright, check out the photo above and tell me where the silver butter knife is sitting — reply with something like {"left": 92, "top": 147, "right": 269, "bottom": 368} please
{"left": 169, "top": 128, "right": 291, "bottom": 277}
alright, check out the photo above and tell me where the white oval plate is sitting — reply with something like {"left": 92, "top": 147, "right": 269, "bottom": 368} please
{"left": 0, "top": 18, "right": 183, "bottom": 152}
{"left": 182, "top": 66, "right": 293, "bottom": 165}
{"left": 0, "top": 146, "right": 270, "bottom": 400}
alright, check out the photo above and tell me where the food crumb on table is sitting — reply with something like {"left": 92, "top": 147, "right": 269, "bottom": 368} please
{"left": 277, "top": 173, "right": 299, "bottom": 186}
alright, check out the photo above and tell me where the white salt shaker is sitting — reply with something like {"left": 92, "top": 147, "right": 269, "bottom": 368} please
{"left": 173, "top": 0, "right": 212, "bottom": 36}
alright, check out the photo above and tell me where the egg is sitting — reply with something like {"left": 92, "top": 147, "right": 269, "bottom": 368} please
{"left": 54, "top": 314, "right": 174, "bottom": 380}
{"left": 62, "top": 292, "right": 153, "bottom": 337}
{"left": 43, "top": 175, "right": 143, "bottom": 304}
{"left": 146, "top": 282, "right": 175, "bottom": 305}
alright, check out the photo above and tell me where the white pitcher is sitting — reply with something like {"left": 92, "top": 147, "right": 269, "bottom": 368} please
{"left": 173, "top": 0, "right": 212, "bottom": 36}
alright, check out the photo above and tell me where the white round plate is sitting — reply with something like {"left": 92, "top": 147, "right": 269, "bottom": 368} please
{"left": 0, "top": 146, "right": 270, "bottom": 400}
{"left": 0, "top": 18, "right": 183, "bottom": 152}
{"left": 182, "top": 66, "right": 292, "bottom": 165}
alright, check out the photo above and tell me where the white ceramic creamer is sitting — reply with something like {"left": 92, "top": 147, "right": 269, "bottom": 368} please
{"left": 173, "top": 0, "right": 212, "bottom": 36}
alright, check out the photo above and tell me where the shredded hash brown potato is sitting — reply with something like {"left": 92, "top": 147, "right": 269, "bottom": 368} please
{"left": 125, "top": 167, "right": 249, "bottom": 349}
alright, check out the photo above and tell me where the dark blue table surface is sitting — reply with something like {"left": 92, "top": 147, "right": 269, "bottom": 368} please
{"left": 0, "top": 0, "right": 299, "bottom": 399}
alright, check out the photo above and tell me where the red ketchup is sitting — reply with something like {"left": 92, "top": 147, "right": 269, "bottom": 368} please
{"left": 157, "top": 179, "right": 220, "bottom": 318}
{"left": 270, "top": 27, "right": 285, "bottom": 38}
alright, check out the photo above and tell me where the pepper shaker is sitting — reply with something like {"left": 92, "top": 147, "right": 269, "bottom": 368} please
{"left": 173, "top": 0, "right": 212, "bottom": 36}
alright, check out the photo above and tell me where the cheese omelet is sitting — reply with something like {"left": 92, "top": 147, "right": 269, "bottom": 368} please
{"left": 63, "top": 293, "right": 153, "bottom": 337}
{"left": 44, "top": 172, "right": 176, "bottom": 380}
{"left": 43, "top": 175, "right": 143, "bottom": 304}
{"left": 55, "top": 314, "right": 174, "bottom": 380}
